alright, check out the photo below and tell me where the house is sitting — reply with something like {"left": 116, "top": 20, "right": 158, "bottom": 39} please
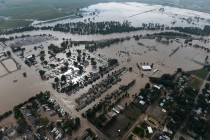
{"left": 147, "top": 126, "right": 153, "bottom": 134}
{"left": 94, "top": 92, "right": 102, "bottom": 98}
{"left": 139, "top": 95, "right": 144, "bottom": 99}
{"left": 139, "top": 100, "right": 145, "bottom": 106}
{"left": 5, "top": 126, "right": 15, "bottom": 136}
{"left": 55, "top": 133, "right": 62, "bottom": 140}
{"left": 100, "top": 87, "right": 107, "bottom": 93}
{"left": 112, "top": 108, "right": 120, "bottom": 114}
{"left": 0, "top": 52, "right": 6, "bottom": 58}
{"left": 86, "top": 97, "right": 94, "bottom": 104}
{"left": 76, "top": 102, "right": 87, "bottom": 111}
{"left": 78, "top": 130, "right": 89, "bottom": 140}
{"left": 142, "top": 66, "right": 152, "bottom": 71}
{"left": 117, "top": 105, "right": 124, "bottom": 111}
{"left": 25, "top": 55, "right": 33, "bottom": 60}
{"left": 159, "top": 135, "right": 170, "bottom": 140}
{"left": 154, "top": 85, "right": 161, "bottom": 90}
{"left": 85, "top": 136, "right": 93, "bottom": 140}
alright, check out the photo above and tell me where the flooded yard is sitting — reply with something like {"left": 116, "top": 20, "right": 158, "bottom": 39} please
{"left": 0, "top": 63, "right": 8, "bottom": 76}
{"left": 2, "top": 58, "right": 17, "bottom": 72}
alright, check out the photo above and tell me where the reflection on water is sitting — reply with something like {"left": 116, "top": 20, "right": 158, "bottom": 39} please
{"left": 34, "top": 2, "right": 210, "bottom": 29}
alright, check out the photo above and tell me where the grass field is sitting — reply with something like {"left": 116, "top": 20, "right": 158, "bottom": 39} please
{"left": 0, "top": 6, "right": 69, "bottom": 20}
{"left": 104, "top": 104, "right": 142, "bottom": 139}
{"left": 0, "top": 0, "right": 104, "bottom": 29}
{"left": 0, "top": 0, "right": 209, "bottom": 29}
{"left": 189, "top": 69, "right": 209, "bottom": 80}
{"left": 132, "top": 126, "right": 145, "bottom": 137}
{"left": 0, "top": 0, "right": 103, "bottom": 20}
{"left": 188, "top": 77, "right": 203, "bottom": 90}
{"left": 0, "top": 20, "right": 32, "bottom": 29}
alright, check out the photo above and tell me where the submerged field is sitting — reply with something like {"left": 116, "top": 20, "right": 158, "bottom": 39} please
{"left": 0, "top": 0, "right": 104, "bottom": 28}
{"left": 0, "top": 0, "right": 210, "bottom": 29}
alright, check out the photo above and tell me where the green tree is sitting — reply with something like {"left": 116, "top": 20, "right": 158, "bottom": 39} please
{"left": 54, "top": 77, "right": 59, "bottom": 83}
{"left": 7, "top": 51, "right": 11, "bottom": 57}
{"left": 61, "top": 75, "right": 66, "bottom": 83}
{"left": 66, "top": 51, "right": 71, "bottom": 57}
{"left": 39, "top": 70, "right": 46, "bottom": 77}
{"left": 40, "top": 56, "right": 45, "bottom": 62}
{"left": 77, "top": 56, "right": 81, "bottom": 62}
{"left": 32, "top": 54, "right": 35, "bottom": 59}
{"left": 78, "top": 65, "right": 83, "bottom": 73}
{"left": 179, "top": 136, "right": 185, "bottom": 140}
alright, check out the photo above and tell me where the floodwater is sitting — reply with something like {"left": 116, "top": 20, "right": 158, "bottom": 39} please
{"left": 2, "top": 58, "right": 17, "bottom": 72}
{"left": 96, "top": 38, "right": 206, "bottom": 76}
{"left": 0, "top": 46, "right": 56, "bottom": 114}
{"left": 1, "top": 29, "right": 163, "bottom": 42}
{"left": 34, "top": 2, "right": 210, "bottom": 28}
{"left": 0, "top": 28, "right": 209, "bottom": 115}
{"left": 0, "top": 63, "right": 8, "bottom": 76}
{"left": 47, "top": 37, "right": 209, "bottom": 115}
{"left": 1, "top": 2, "right": 210, "bottom": 123}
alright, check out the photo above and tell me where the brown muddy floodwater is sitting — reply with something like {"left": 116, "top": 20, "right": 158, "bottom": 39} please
{"left": 0, "top": 63, "right": 8, "bottom": 76}
{"left": 2, "top": 58, "right": 17, "bottom": 72}
{"left": 0, "top": 29, "right": 209, "bottom": 116}
{"left": 0, "top": 68, "right": 55, "bottom": 114}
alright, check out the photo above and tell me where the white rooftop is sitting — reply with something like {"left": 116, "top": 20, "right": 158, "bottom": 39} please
{"left": 139, "top": 100, "right": 145, "bottom": 105}
{"left": 154, "top": 85, "right": 161, "bottom": 90}
{"left": 142, "top": 65, "right": 152, "bottom": 70}
{"left": 147, "top": 126, "right": 153, "bottom": 134}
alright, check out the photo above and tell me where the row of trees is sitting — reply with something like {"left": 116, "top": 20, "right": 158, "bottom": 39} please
{"left": 0, "top": 111, "right": 12, "bottom": 121}
{"left": 172, "top": 25, "right": 210, "bottom": 36}
{"left": 149, "top": 74, "right": 175, "bottom": 89}
{"left": 1, "top": 21, "right": 210, "bottom": 36}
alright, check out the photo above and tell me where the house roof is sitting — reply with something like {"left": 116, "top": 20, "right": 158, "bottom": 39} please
{"left": 147, "top": 126, "right": 153, "bottom": 134}
{"left": 139, "top": 100, "right": 145, "bottom": 105}
{"left": 142, "top": 65, "right": 152, "bottom": 70}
